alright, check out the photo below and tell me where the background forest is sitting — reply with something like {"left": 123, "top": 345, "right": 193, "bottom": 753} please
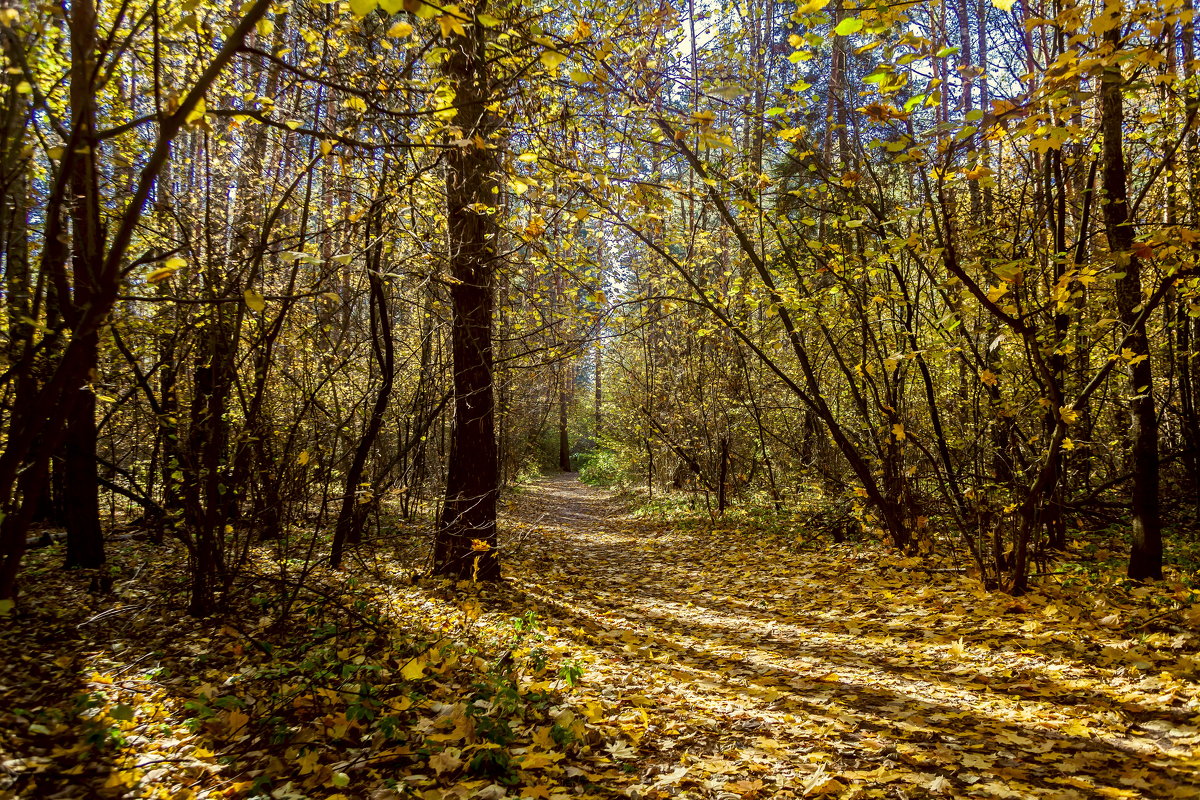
{"left": 3, "top": 0, "right": 1200, "bottom": 797}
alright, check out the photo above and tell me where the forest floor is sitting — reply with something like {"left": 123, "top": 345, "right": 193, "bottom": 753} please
{"left": 2, "top": 474, "right": 1200, "bottom": 800}
{"left": 497, "top": 475, "right": 1200, "bottom": 799}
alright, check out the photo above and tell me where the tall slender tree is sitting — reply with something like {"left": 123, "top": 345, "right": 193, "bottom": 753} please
{"left": 1100, "top": 26, "right": 1162, "bottom": 580}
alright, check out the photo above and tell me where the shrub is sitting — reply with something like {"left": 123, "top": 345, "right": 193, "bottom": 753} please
{"left": 577, "top": 449, "right": 622, "bottom": 487}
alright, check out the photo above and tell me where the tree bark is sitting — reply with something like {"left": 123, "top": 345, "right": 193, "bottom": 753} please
{"left": 331, "top": 202, "right": 395, "bottom": 568}
{"left": 62, "top": 0, "right": 105, "bottom": 569}
{"left": 1100, "top": 27, "right": 1163, "bottom": 580}
{"left": 594, "top": 343, "right": 602, "bottom": 436}
{"left": 559, "top": 379, "right": 571, "bottom": 472}
{"left": 433, "top": 11, "right": 501, "bottom": 581}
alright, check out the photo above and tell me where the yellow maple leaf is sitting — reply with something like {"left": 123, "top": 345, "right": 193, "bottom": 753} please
{"left": 524, "top": 213, "right": 547, "bottom": 238}
{"left": 296, "top": 748, "right": 319, "bottom": 775}
{"left": 531, "top": 725, "right": 556, "bottom": 749}
{"left": 223, "top": 708, "right": 250, "bottom": 736}
{"left": 517, "top": 751, "right": 563, "bottom": 770}
{"left": 1059, "top": 719, "right": 1091, "bottom": 737}
{"left": 429, "top": 748, "right": 462, "bottom": 775}
{"left": 437, "top": 13, "right": 465, "bottom": 37}
{"left": 401, "top": 655, "right": 427, "bottom": 681}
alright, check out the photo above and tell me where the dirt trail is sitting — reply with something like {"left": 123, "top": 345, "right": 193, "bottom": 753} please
{"left": 500, "top": 473, "right": 1200, "bottom": 799}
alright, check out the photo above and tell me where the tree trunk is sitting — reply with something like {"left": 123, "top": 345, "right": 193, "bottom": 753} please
{"left": 717, "top": 436, "right": 729, "bottom": 513}
{"left": 63, "top": 387, "right": 104, "bottom": 568}
{"left": 63, "top": 0, "right": 105, "bottom": 570}
{"left": 559, "top": 381, "right": 571, "bottom": 472}
{"left": 331, "top": 209, "right": 395, "bottom": 568}
{"left": 1100, "top": 27, "right": 1163, "bottom": 580}
{"left": 594, "top": 343, "right": 602, "bottom": 436}
{"left": 433, "top": 11, "right": 501, "bottom": 581}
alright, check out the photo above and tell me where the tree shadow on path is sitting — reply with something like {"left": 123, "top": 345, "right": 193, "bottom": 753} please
{"left": 495, "top": 474, "right": 1200, "bottom": 800}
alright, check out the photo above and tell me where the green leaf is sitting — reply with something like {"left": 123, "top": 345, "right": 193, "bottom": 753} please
{"left": 476, "top": 12, "right": 501, "bottom": 26}
{"left": 111, "top": 704, "right": 135, "bottom": 722}
{"left": 834, "top": 17, "right": 863, "bottom": 35}
{"left": 349, "top": 0, "right": 379, "bottom": 16}
{"left": 0, "top": 598, "right": 12, "bottom": 616}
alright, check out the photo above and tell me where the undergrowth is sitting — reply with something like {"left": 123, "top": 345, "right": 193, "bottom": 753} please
{"left": 0, "top": 538, "right": 615, "bottom": 800}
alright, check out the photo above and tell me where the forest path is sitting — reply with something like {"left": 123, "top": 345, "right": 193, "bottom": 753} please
{"left": 499, "top": 473, "right": 1200, "bottom": 799}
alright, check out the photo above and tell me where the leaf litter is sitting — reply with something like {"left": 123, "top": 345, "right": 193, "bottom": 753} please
{"left": 0, "top": 473, "right": 1197, "bottom": 799}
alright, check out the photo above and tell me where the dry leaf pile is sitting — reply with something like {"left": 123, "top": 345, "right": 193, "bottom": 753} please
{"left": 500, "top": 475, "right": 1200, "bottom": 799}
{"left": 1, "top": 473, "right": 1198, "bottom": 800}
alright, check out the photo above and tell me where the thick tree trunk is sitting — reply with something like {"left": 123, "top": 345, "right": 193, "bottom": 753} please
{"left": 2, "top": 36, "right": 30, "bottom": 363}
{"left": 433, "top": 12, "right": 501, "bottom": 581}
{"left": 1100, "top": 27, "right": 1162, "bottom": 580}
{"left": 63, "top": 375, "right": 104, "bottom": 568}
{"left": 63, "top": 0, "right": 105, "bottom": 570}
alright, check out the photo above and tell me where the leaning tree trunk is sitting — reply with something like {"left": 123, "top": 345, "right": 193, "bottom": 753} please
{"left": 433, "top": 11, "right": 501, "bottom": 581}
{"left": 1100, "top": 26, "right": 1162, "bottom": 580}
{"left": 331, "top": 200, "right": 395, "bottom": 568}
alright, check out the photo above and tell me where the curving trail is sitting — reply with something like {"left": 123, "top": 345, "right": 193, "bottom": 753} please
{"left": 501, "top": 473, "right": 1200, "bottom": 799}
